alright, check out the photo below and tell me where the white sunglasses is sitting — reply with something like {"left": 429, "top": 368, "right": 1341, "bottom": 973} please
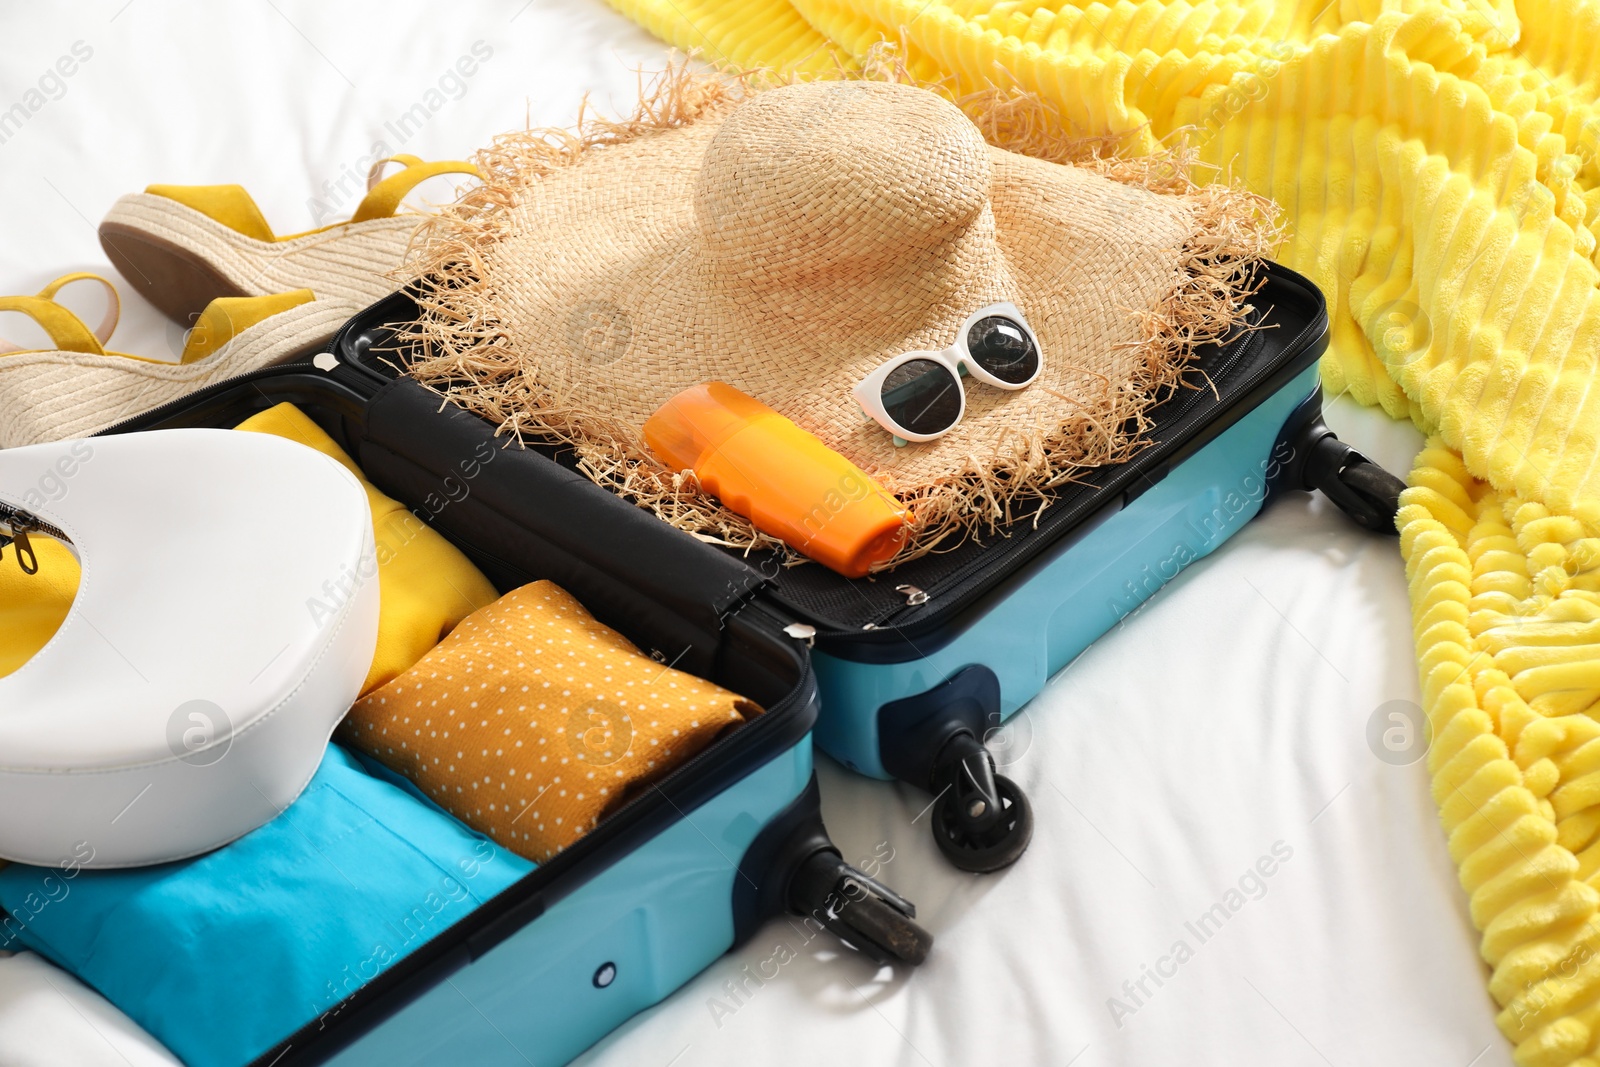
{"left": 852, "top": 302, "right": 1043, "bottom": 444}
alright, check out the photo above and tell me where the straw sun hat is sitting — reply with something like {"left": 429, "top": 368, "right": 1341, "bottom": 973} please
{"left": 405, "top": 69, "right": 1275, "bottom": 563}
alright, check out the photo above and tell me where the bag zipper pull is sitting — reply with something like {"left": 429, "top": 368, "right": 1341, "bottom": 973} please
{"left": 9, "top": 524, "right": 38, "bottom": 575}
{"left": 0, "top": 513, "right": 41, "bottom": 575}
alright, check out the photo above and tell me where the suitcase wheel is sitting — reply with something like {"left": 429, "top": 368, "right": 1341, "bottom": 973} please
{"left": 1273, "top": 401, "right": 1405, "bottom": 534}
{"left": 928, "top": 732, "right": 1033, "bottom": 873}
{"left": 1324, "top": 457, "right": 1406, "bottom": 534}
{"left": 788, "top": 850, "right": 934, "bottom": 966}
{"left": 877, "top": 665, "right": 1035, "bottom": 873}
{"left": 738, "top": 775, "right": 934, "bottom": 966}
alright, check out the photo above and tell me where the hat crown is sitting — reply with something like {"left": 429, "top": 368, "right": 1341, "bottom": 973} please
{"left": 693, "top": 81, "right": 992, "bottom": 283}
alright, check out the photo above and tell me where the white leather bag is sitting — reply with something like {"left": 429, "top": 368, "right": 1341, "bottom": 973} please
{"left": 0, "top": 428, "right": 379, "bottom": 867}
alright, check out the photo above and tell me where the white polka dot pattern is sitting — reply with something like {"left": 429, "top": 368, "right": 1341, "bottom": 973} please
{"left": 341, "top": 580, "right": 756, "bottom": 861}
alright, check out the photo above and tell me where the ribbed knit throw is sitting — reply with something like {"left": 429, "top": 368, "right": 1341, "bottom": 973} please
{"left": 599, "top": 2, "right": 1600, "bottom": 1062}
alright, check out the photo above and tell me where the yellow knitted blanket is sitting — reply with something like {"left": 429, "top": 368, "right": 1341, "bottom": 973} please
{"left": 601, "top": 0, "right": 1600, "bottom": 1061}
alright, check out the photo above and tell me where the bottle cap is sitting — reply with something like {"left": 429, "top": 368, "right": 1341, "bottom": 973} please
{"left": 643, "top": 382, "right": 765, "bottom": 471}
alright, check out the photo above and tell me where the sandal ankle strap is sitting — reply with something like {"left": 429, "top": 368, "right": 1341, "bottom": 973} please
{"left": 0, "top": 273, "right": 120, "bottom": 356}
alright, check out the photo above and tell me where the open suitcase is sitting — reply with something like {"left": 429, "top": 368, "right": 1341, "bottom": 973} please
{"left": 322, "top": 259, "right": 1403, "bottom": 876}
{"left": 97, "top": 356, "right": 933, "bottom": 1065}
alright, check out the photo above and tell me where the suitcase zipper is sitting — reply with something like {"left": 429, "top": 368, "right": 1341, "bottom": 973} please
{"left": 93, "top": 323, "right": 364, "bottom": 438}
{"left": 92, "top": 356, "right": 325, "bottom": 438}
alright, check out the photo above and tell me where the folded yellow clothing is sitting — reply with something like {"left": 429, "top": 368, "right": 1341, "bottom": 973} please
{"left": 342, "top": 580, "right": 758, "bottom": 862}
{"left": 233, "top": 403, "right": 499, "bottom": 693}
{"left": 0, "top": 403, "right": 499, "bottom": 693}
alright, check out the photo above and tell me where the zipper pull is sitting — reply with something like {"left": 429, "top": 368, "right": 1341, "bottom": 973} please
{"left": 2, "top": 517, "right": 39, "bottom": 575}
{"left": 12, "top": 527, "right": 37, "bottom": 574}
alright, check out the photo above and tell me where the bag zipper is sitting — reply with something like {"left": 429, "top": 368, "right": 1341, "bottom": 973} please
{"left": 0, "top": 501, "right": 68, "bottom": 574}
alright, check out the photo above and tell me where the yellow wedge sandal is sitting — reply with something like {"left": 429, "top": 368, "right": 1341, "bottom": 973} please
{"left": 0, "top": 273, "right": 347, "bottom": 446}
{"left": 97, "top": 155, "right": 478, "bottom": 324}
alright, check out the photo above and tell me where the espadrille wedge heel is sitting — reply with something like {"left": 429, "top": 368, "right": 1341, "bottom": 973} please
{"left": 0, "top": 273, "right": 348, "bottom": 446}
{"left": 97, "top": 155, "right": 477, "bottom": 325}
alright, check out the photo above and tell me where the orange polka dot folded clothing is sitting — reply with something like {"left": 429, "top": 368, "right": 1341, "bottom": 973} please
{"left": 341, "top": 580, "right": 759, "bottom": 861}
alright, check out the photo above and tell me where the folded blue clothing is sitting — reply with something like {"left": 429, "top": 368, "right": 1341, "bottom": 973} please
{"left": 0, "top": 743, "right": 534, "bottom": 1067}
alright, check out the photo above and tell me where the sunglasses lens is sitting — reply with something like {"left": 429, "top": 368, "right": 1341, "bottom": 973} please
{"left": 881, "top": 358, "right": 962, "bottom": 438}
{"left": 966, "top": 316, "right": 1039, "bottom": 384}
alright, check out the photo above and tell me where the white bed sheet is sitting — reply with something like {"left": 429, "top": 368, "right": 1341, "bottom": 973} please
{"left": 0, "top": 952, "right": 180, "bottom": 1066}
{"left": 0, "top": 3, "right": 1512, "bottom": 1064}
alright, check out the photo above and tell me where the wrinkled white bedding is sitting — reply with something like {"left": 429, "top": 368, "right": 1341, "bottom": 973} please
{"left": 0, "top": 3, "right": 1511, "bottom": 1064}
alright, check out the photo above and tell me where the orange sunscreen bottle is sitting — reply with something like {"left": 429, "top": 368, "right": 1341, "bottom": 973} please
{"left": 644, "top": 382, "right": 910, "bottom": 578}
